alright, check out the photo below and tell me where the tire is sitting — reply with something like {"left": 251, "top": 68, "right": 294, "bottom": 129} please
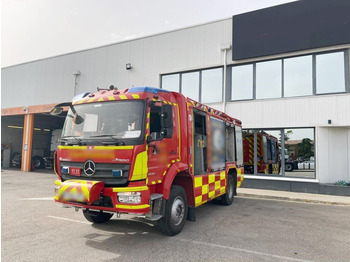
{"left": 221, "top": 175, "right": 235, "bottom": 206}
{"left": 32, "top": 155, "right": 45, "bottom": 169}
{"left": 285, "top": 163, "right": 293, "bottom": 172}
{"left": 159, "top": 185, "right": 188, "bottom": 236}
{"left": 83, "top": 209, "right": 113, "bottom": 223}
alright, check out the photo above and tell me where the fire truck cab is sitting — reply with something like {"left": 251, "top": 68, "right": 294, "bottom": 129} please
{"left": 52, "top": 86, "right": 244, "bottom": 235}
{"left": 243, "top": 131, "right": 280, "bottom": 175}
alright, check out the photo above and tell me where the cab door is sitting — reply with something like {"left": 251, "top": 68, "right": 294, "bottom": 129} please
{"left": 147, "top": 101, "right": 178, "bottom": 184}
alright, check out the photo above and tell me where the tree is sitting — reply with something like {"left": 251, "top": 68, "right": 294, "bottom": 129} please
{"left": 297, "top": 138, "right": 314, "bottom": 159}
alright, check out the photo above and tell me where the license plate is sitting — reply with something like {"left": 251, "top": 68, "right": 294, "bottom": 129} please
{"left": 69, "top": 167, "right": 81, "bottom": 176}
{"left": 62, "top": 191, "right": 85, "bottom": 202}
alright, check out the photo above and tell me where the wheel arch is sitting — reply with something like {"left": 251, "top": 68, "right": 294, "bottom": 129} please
{"left": 162, "top": 162, "right": 194, "bottom": 207}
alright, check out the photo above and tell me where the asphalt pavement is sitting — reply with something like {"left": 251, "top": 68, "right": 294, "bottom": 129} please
{"left": 2, "top": 169, "right": 350, "bottom": 262}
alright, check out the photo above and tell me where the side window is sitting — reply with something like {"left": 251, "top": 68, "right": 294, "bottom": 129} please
{"left": 263, "top": 136, "right": 268, "bottom": 164}
{"left": 226, "top": 125, "right": 235, "bottom": 162}
{"left": 150, "top": 105, "right": 162, "bottom": 133}
{"left": 193, "top": 111, "right": 207, "bottom": 175}
{"left": 149, "top": 103, "right": 173, "bottom": 140}
{"left": 267, "top": 139, "right": 272, "bottom": 161}
{"left": 162, "top": 105, "right": 173, "bottom": 138}
{"left": 210, "top": 117, "right": 225, "bottom": 171}
{"left": 235, "top": 126, "right": 243, "bottom": 166}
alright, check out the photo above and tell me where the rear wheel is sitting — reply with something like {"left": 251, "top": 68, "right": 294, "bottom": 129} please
{"left": 158, "top": 185, "right": 188, "bottom": 236}
{"left": 221, "top": 175, "right": 235, "bottom": 205}
{"left": 83, "top": 210, "right": 113, "bottom": 223}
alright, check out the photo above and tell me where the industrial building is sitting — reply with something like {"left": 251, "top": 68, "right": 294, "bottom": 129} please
{"left": 2, "top": 0, "right": 350, "bottom": 194}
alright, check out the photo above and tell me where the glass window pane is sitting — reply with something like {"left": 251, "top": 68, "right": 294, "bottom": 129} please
{"left": 162, "top": 74, "right": 179, "bottom": 92}
{"left": 284, "top": 55, "right": 312, "bottom": 97}
{"left": 258, "top": 130, "right": 281, "bottom": 175}
{"left": 256, "top": 60, "right": 282, "bottom": 99}
{"left": 201, "top": 68, "right": 223, "bottom": 103}
{"left": 243, "top": 130, "right": 255, "bottom": 174}
{"left": 243, "top": 129, "right": 282, "bottom": 175}
{"left": 284, "top": 128, "right": 315, "bottom": 179}
{"left": 231, "top": 64, "right": 253, "bottom": 100}
{"left": 181, "top": 72, "right": 199, "bottom": 101}
{"left": 316, "top": 52, "right": 345, "bottom": 94}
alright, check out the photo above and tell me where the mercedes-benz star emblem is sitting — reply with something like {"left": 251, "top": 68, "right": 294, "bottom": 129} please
{"left": 83, "top": 160, "right": 96, "bottom": 176}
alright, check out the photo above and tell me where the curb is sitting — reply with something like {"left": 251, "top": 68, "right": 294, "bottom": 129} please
{"left": 237, "top": 193, "right": 350, "bottom": 206}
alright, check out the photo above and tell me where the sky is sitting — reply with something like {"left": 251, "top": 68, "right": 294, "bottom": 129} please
{"left": 1, "top": 0, "right": 297, "bottom": 68}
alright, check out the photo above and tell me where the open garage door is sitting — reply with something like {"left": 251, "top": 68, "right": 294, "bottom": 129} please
{"left": 1, "top": 112, "right": 66, "bottom": 171}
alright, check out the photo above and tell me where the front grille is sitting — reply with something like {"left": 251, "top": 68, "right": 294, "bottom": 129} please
{"left": 60, "top": 161, "right": 130, "bottom": 186}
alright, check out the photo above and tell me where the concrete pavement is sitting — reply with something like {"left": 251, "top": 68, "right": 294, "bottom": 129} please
{"left": 238, "top": 188, "right": 350, "bottom": 205}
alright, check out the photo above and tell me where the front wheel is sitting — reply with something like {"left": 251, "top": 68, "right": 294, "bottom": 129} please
{"left": 83, "top": 210, "right": 113, "bottom": 223}
{"left": 221, "top": 175, "right": 235, "bottom": 205}
{"left": 158, "top": 185, "right": 188, "bottom": 236}
{"left": 285, "top": 163, "right": 293, "bottom": 172}
{"left": 32, "top": 155, "right": 45, "bottom": 169}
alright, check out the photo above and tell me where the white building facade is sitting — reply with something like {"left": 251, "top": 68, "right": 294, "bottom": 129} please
{"left": 2, "top": 0, "right": 350, "bottom": 193}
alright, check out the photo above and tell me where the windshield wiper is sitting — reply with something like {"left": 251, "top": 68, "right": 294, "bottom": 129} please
{"left": 60, "top": 136, "right": 86, "bottom": 145}
{"left": 89, "top": 134, "right": 125, "bottom": 145}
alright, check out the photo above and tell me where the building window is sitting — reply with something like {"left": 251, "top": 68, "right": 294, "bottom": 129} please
{"left": 284, "top": 128, "right": 315, "bottom": 178}
{"left": 161, "top": 74, "right": 180, "bottom": 92}
{"left": 284, "top": 55, "right": 313, "bottom": 97}
{"left": 229, "top": 50, "right": 347, "bottom": 101}
{"left": 256, "top": 60, "right": 282, "bottom": 99}
{"left": 243, "top": 128, "right": 315, "bottom": 179}
{"left": 181, "top": 72, "right": 200, "bottom": 101}
{"left": 161, "top": 67, "right": 223, "bottom": 103}
{"left": 201, "top": 68, "right": 223, "bottom": 103}
{"left": 231, "top": 64, "right": 253, "bottom": 100}
{"left": 316, "top": 52, "right": 346, "bottom": 94}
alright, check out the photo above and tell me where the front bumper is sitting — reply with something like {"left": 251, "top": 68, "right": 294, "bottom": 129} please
{"left": 54, "top": 179, "right": 150, "bottom": 214}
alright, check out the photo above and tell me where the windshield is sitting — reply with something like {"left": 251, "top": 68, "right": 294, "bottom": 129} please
{"left": 62, "top": 101, "right": 145, "bottom": 145}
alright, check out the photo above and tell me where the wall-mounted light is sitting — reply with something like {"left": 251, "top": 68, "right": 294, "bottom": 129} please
{"left": 73, "top": 70, "right": 81, "bottom": 96}
{"left": 328, "top": 119, "right": 332, "bottom": 124}
{"left": 126, "top": 63, "right": 133, "bottom": 70}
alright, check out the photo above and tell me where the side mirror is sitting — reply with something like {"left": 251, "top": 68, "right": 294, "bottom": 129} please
{"left": 75, "top": 115, "right": 84, "bottom": 124}
{"left": 50, "top": 102, "right": 72, "bottom": 115}
{"left": 147, "top": 132, "right": 162, "bottom": 144}
{"left": 50, "top": 107, "right": 63, "bottom": 115}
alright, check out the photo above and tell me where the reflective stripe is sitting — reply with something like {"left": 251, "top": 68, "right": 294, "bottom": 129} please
{"left": 176, "top": 103, "right": 181, "bottom": 160}
{"left": 112, "top": 186, "right": 148, "bottom": 192}
{"left": 194, "top": 172, "right": 227, "bottom": 207}
{"left": 131, "top": 151, "right": 148, "bottom": 180}
{"left": 131, "top": 94, "right": 140, "bottom": 99}
{"left": 119, "top": 95, "right": 127, "bottom": 100}
{"left": 115, "top": 204, "right": 150, "bottom": 210}
{"left": 108, "top": 96, "right": 115, "bottom": 100}
{"left": 194, "top": 177, "right": 202, "bottom": 187}
{"left": 58, "top": 145, "right": 133, "bottom": 150}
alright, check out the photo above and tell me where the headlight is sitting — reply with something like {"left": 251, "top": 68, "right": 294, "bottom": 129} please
{"left": 54, "top": 185, "right": 60, "bottom": 195}
{"left": 117, "top": 192, "right": 141, "bottom": 204}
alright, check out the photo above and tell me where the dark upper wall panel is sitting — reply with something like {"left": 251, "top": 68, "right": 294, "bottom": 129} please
{"left": 232, "top": 0, "right": 350, "bottom": 60}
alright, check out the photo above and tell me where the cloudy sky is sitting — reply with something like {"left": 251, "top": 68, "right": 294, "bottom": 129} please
{"left": 1, "top": 0, "right": 297, "bottom": 67}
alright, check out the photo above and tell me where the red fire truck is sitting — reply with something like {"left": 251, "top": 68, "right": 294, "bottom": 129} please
{"left": 243, "top": 131, "right": 280, "bottom": 174}
{"left": 52, "top": 86, "right": 244, "bottom": 236}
